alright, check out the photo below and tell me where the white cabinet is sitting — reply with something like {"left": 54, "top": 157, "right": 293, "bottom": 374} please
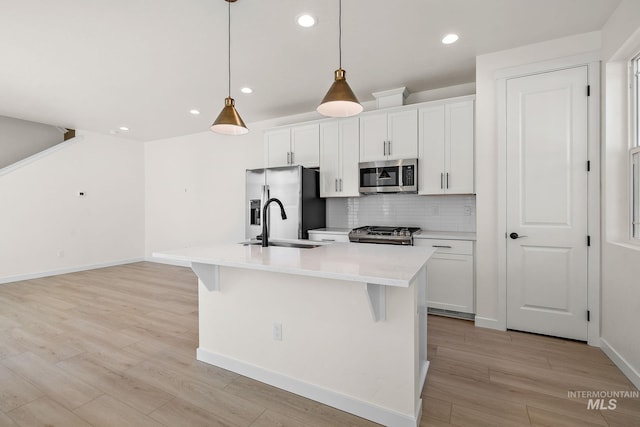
{"left": 308, "top": 230, "right": 350, "bottom": 243}
{"left": 414, "top": 238, "right": 474, "bottom": 314}
{"left": 419, "top": 98, "right": 474, "bottom": 195}
{"left": 266, "top": 124, "right": 319, "bottom": 168}
{"left": 319, "top": 118, "right": 359, "bottom": 197}
{"left": 359, "top": 109, "right": 418, "bottom": 162}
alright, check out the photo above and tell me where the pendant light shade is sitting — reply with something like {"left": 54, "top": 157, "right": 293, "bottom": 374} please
{"left": 211, "top": 0, "right": 249, "bottom": 135}
{"left": 317, "top": 69, "right": 363, "bottom": 117}
{"left": 317, "top": 0, "right": 362, "bottom": 117}
{"left": 210, "top": 97, "right": 248, "bottom": 135}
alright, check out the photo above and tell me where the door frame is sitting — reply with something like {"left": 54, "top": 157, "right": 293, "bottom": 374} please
{"left": 496, "top": 53, "right": 601, "bottom": 346}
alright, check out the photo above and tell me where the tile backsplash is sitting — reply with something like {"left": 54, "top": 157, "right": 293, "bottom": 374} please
{"left": 326, "top": 194, "right": 476, "bottom": 232}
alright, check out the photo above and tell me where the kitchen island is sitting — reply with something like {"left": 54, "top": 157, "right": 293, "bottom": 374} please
{"left": 154, "top": 242, "right": 435, "bottom": 427}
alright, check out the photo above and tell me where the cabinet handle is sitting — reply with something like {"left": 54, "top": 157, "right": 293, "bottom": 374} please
{"left": 291, "top": 151, "right": 294, "bottom": 164}
{"left": 432, "top": 245, "right": 452, "bottom": 248}
{"left": 335, "top": 179, "right": 338, "bottom": 192}
{"left": 383, "top": 141, "right": 387, "bottom": 156}
{"left": 388, "top": 141, "right": 392, "bottom": 156}
{"left": 440, "top": 173, "right": 444, "bottom": 189}
{"left": 321, "top": 239, "right": 336, "bottom": 242}
{"left": 446, "top": 173, "right": 449, "bottom": 189}
{"left": 339, "top": 178, "right": 343, "bottom": 192}
{"left": 287, "top": 152, "right": 291, "bottom": 164}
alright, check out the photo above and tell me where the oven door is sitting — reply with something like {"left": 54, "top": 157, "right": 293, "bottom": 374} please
{"left": 359, "top": 159, "right": 417, "bottom": 193}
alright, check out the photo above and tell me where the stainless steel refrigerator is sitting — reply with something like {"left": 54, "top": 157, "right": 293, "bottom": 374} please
{"left": 246, "top": 166, "right": 325, "bottom": 241}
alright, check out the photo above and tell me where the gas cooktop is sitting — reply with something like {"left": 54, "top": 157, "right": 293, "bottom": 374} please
{"left": 348, "top": 226, "right": 421, "bottom": 245}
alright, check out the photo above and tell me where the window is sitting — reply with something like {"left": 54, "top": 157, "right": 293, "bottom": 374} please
{"left": 633, "top": 55, "right": 640, "bottom": 239}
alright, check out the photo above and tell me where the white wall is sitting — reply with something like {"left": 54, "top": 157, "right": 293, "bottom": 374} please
{"left": 0, "top": 130, "right": 145, "bottom": 283}
{"left": 474, "top": 32, "right": 602, "bottom": 328}
{"left": 600, "top": 0, "right": 640, "bottom": 388}
{"left": 0, "top": 116, "right": 64, "bottom": 169}
{"left": 144, "top": 129, "right": 263, "bottom": 256}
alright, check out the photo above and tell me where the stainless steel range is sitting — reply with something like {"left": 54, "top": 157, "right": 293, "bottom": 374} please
{"left": 348, "top": 226, "right": 421, "bottom": 245}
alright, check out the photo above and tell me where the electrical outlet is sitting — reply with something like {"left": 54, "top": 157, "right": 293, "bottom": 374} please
{"left": 464, "top": 206, "right": 473, "bottom": 216}
{"left": 272, "top": 322, "right": 282, "bottom": 341}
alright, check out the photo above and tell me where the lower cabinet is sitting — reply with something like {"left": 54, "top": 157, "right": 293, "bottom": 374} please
{"left": 308, "top": 230, "right": 350, "bottom": 243}
{"left": 414, "top": 238, "right": 475, "bottom": 314}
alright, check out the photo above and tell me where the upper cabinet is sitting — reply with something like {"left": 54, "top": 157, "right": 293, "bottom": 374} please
{"left": 359, "top": 109, "right": 418, "bottom": 162}
{"left": 419, "top": 97, "right": 474, "bottom": 195}
{"left": 319, "top": 118, "right": 359, "bottom": 197}
{"left": 266, "top": 124, "right": 319, "bottom": 168}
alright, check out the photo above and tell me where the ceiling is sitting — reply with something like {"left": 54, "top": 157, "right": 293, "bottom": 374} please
{"left": 0, "top": 0, "right": 621, "bottom": 141}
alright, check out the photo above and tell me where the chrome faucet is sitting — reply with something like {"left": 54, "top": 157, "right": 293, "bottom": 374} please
{"left": 262, "top": 198, "right": 287, "bottom": 247}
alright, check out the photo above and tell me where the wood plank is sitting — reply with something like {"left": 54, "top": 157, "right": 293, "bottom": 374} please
{"left": 0, "top": 366, "right": 43, "bottom": 412}
{"left": 1, "top": 352, "right": 102, "bottom": 410}
{"left": 7, "top": 396, "right": 92, "bottom": 427}
{"left": 73, "top": 394, "right": 166, "bottom": 427}
{"left": 149, "top": 397, "right": 250, "bottom": 427}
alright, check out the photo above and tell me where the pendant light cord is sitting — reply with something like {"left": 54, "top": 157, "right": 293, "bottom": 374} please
{"left": 227, "top": 0, "right": 231, "bottom": 97}
{"left": 338, "top": 0, "right": 342, "bottom": 69}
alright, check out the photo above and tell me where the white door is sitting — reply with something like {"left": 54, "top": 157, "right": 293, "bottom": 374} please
{"left": 291, "top": 124, "right": 319, "bottom": 168}
{"left": 266, "top": 129, "right": 291, "bottom": 167}
{"left": 319, "top": 122, "right": 340, "bottom": 197}
{"left": 418, "top": 105, "right": 445, "bottom": 195}
{"left": 338, "top": 118, "right": 360, "bottom": 197}
{"left": 387, "top": 109, "right": 418, "bottom": 160}
{"left": 359, "top": 112, "right": 387, "bottom": 162}
{"left": 506, "top": 66, "right": 589, "bottom": 341}
{"left": 445, "top": 100, "right": 474, "bottom": 194}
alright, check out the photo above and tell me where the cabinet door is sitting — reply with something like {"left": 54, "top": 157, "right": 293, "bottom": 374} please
{"left": 291, "top": 124, "right": 319, "bottom": 168}
{"left": 418, "top": 105, "right": 446, "bottom": 195}
{"left": 319, "top": 122, "right": 340, "bottom": 197}
{"left": 425, "top": 254, "right": 474, "bottom": 313}
{"left": 359, "top": 113, "right": 387, "bottom": 162}
{"left": 338, "top": 118, "right": 360, "bottom": 197}
{"left": 266, "top": 129, "right": 291, "bottom": 168}
{"left": 387, "top": 109, "right": 418, "bottom": 160}
{"left": 445, "top": 101, "right": 474, "bottom": 194}
{"left": 308, "top": 232, "right": 350, "bottom": 242}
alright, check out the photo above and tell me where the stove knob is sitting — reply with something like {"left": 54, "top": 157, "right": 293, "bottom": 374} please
{"left": 393, "top": 230, "right": 399, "bottom": 236}
{"left": 404, "top": 230, "right": 410, "bottom": 236}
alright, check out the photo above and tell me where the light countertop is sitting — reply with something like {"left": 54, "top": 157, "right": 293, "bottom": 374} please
{"left": 153, "top": 241, "right": 435, "bottom": 287}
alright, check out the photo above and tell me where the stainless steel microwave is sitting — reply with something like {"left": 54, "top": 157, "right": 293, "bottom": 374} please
{"left": 359, "top": 158, "right": 418, "bottom": 194}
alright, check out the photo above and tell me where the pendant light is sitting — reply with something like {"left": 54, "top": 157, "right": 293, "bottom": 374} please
{"left": 317, "top": 0, "right": 363, "bottom": 117}
{"left": 210, "top": 0, "right": 249, "bottom": 135}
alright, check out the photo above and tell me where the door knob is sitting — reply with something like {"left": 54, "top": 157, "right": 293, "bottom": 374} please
{"left": 509, "top": 232, "right": 528, "bottom": 239}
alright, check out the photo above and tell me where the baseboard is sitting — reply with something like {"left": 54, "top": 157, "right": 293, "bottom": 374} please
{"left": 145, "top": 256, "right": 190, "bottom": 268}
{"left": 474, "top": 316, "right": 505, "bottom": 331}
{"left": 600, "top": 338, "right": 640, "bottom": 390}
{"left": 0, "top": 257, "right": 145, "bottom": 285}
{"left": 197, "top": 348, "right": 422, "bottom": 427}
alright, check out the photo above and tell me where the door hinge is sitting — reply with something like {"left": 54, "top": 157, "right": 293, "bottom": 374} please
{"left": 587, "top": 160, "right": 591, "bottom": 171}
{"left": 587, "top": 310, "right": 591, "bottom": 322}
{"left": 587, "top": 235, "right": 591, "bottom": 246}
{"left": 587, "top": 85, "right": 591, "bottom": 96}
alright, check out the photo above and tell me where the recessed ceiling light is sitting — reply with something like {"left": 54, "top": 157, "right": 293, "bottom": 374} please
{"left": 241, "top": 87, "right": 253, "bottom": 94}
{"left": 296, "top": 14, "right": 316, "bottom": 28}
{"left": 442, "top": 34, "right": 459, "bottom": 45}
{"left": 119, "top": 126, "right": 129, "bottom": 132}
{"left": 189, "top": 109, "right": 201, "bottom": 115}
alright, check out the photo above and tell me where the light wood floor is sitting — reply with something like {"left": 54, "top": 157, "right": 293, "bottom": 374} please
{"left": 0, "top": 263, "right": 638, "bottom": 427}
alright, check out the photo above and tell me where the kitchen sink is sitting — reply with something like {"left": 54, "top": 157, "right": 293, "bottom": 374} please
{"left": 241, "top": 240, "right": 321, "bottom": 249}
